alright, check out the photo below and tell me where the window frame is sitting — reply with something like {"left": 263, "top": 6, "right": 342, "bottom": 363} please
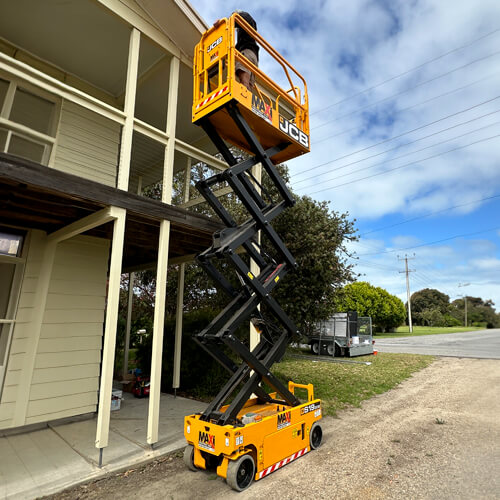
{"left": 0, "top": 228, "right": 29, "bottom": 398}
{"left": 0, "top": 74, "right": 61, "bottom": 166}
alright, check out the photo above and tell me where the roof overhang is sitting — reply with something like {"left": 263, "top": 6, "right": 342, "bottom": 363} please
{"left": 0, "top": 153, "right": 221, "bottom": 270}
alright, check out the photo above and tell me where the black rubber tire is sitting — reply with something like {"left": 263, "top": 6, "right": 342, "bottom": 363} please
{"left": 226, "top": 454, "right": 255, "bottom": 492}
{"left": 327, "top": 343, "right": 335, "bottom": 356}
{"left": 183, "top": 444, "right": 198, "bottom": 472}
{"left": 309, "top": 422, "right": 323, "bottom": 450}
{"left": 311, "top": 341, "right": 319, "bottom": 354}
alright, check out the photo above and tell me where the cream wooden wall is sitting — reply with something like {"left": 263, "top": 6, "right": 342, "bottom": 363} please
{"left": 0, "top": 232, "right": 109, "bottom": 429}
{"left": 53, "top": 100, "right": 121, "bottom": 187}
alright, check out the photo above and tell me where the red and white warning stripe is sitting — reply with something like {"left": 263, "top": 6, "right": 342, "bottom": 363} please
{"left": 196, "top": 86, "right": 228, "bottom": 110}
{"left": 258, "top": 447, "right": 309, "bottom": 479}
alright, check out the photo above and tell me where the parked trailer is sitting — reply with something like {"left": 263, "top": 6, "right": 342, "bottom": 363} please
{"left": 309, "top": 312, "right": 374, "bottom": 357}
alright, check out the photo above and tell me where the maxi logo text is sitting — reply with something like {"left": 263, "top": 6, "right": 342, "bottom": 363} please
{"left": 277, "top": 411, "right": 291, "bottom": 430}
{"left": 198, "top": 431, "right": 216, "bottom": 450}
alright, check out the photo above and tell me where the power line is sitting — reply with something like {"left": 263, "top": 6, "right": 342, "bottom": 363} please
{"left": 312, "top": 72, "right": 500, "bottom": 145}
{"left": 312, "top": 49, "right": 500, "bottom": 131}
{"left": 310, "top": 28, "right": 500, "bottom": 117}
{"left": 356, "top": 225, "right": 500, "bottom": 256}
{"left": 308, "top": 133, "right": 500, "bottom": 194}
{"left": 292, "top": 95, "right": 500, "bottom": 180}
{"left": 295, "top": 115, "right": 500, "bottom": 188}
{"left": 357, "top": 194, "right": 500, "bottom": 237}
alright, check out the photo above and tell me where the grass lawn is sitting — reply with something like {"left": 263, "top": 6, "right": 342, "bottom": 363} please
{"left": 272, "top": 352, "right": 434, "bottom": 416}
{"left": 376, "top": 326, "right": 483, "bottom": 338}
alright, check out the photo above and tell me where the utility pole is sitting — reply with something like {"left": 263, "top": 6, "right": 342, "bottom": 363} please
{"left": 458, "top": 282, "right": 470, "bottom": 327}
{"left": 398, "top": 254, "right": 415, "bottom": 333}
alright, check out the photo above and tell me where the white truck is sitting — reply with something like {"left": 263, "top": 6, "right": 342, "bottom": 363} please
{"left": 309, "top": 312, "right": 374, "bottom": 357}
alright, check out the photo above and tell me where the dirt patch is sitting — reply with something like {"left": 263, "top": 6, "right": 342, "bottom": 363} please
{"left": 42, "top": 357, "right": 500, "bottom": 500}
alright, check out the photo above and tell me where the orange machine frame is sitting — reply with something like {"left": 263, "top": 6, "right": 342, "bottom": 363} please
{"left": 184, "top": 382, "right": 322, "bottom": 484}
{"left": 192, "top": 12, "right": 310, "bottom": 164}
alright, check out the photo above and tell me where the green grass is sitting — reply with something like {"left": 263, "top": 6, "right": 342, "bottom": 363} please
{"left": 376, "top": 325, "right": 482, "bottom": 338}
{"left": 272, "top": 352, "right": 434, "bottom": 416}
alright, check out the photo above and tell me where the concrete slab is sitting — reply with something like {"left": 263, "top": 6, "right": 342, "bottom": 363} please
{"left": 0, "top": 393, "right": 206, "bottom": 499}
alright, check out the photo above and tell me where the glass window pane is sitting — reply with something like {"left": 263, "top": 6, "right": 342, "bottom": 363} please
{"left": 10, "top": 88, "right": 55, "bottom": 135}
{"left": 0, "top": 323, "right": 14, "bottom": 368}
{"left": 0, "top": 232, "right": 24, "bottom": 257}
{"left": 0, "top": 263, "right": 16, "bottom": 318}
{"left": 8, "top": 134, "right": 46, "bottom": 163}
{"left": 0, "top": 128, "right": 7, "bottom": 151}
{"left": 0, "top": 79, "right": 8, "bottom": 111}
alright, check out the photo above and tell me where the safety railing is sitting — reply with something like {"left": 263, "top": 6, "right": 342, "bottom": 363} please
{"left": 192, "top": 12, "right": 309, "bottom": 137}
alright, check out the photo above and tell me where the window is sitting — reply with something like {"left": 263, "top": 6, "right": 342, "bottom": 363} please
{"left": 0, "top": 76, "right": 58, "bottom": 165}
{"left": 0, "top": 228, "right": 26, "bottom": 396}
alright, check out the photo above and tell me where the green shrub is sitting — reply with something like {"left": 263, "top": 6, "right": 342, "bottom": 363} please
{"left": 135, "top": 308, "right": 231, "bottom": 398}
{"left": 444, "top": 314, "right": 461, "bottom": 327}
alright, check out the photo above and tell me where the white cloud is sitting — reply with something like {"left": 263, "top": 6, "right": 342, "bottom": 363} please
{"left": 190, "top": 0, "right": 500, "bottom": 310}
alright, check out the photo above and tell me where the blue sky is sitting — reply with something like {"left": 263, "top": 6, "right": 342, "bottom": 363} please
{"left": 190, "top": 0, "right": 500, "bottom": 311}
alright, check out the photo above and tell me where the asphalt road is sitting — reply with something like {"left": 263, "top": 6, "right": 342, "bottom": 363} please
{"left": 375, "top": 328, "right": 500, "bottom": 359}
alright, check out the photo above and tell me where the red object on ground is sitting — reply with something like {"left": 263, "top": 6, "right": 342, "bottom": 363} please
{"left": 132, "top": 375, "right": 150, "bottom": 398}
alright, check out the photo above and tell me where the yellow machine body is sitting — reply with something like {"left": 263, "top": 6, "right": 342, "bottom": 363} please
{"left": 192, "top": 12, "right": 310, "bottom": 164}
{"left": 184, "top": 382, "right": 322, "bottom": 482}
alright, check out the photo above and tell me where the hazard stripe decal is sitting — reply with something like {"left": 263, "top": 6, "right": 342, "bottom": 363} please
{"left": 258, "top": 447, "right": 309, "bottom": 479}
{"left": 196, "top": 86, "right": 228, "bottom": 110}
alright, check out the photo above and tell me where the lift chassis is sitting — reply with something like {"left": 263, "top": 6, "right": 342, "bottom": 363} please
{"left": 183, "top": 13, "right": 321, "bottom": 491}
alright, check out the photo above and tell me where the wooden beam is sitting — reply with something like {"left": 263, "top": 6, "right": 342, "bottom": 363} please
{"left": 175, "top": 138, "right": 228, "bottom": 171}
{"left": 0, "top": 153, "right": 222, "bottom": 233}
{"left": 47, "top": 207, "right": 118, "bottom": 244}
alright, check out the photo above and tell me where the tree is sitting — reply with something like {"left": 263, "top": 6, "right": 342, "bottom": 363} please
{"left": 269, "top": 195, "right": 357, "bottom": 336}
{"left": 420, "top": 308, "right": 446, "bottom": 327}
{"left": 450, "top": 297, "right": 500, "bottom": 328}
{"left": 411, "top": 288, "right": 450, "bottom": 318}
{"left": 119, "top": 162, "right": 357, "bottom": 346}
{"left": 334, "top": 281, "right": 406, "bottom": 332}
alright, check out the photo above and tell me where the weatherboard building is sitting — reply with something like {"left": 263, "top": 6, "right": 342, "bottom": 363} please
{"left": 0, "top": 0, "right": 228, "bottom": 459}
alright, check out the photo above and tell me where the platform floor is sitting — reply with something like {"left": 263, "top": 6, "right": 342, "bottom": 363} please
{"left": 0, "top": 392, "right": 205, "bottom": 499}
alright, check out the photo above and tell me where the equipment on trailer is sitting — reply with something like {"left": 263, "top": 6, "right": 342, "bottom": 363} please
{"left": 183, "top": 12, "right": 321, "bottom": 491}
{"left": 309, "top": 312, "right": 375, "bottom": 357}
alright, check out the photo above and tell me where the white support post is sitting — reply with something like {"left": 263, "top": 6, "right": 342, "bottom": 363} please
{"left": 249, "top": 162, "right": 262, "bottom": 351}
{"left": 117, "top": 28, "right": 140, "bottom": 191}
{"left": 123, "top": 272, "right": 134, "bottom": 380}
{"left": 147, "top": 55, "right": 180, "bottom": 445}
{"left": 173, "top": 262, "right": 185, "bottom": 391}
{"left": 95, "top": 207, "right": 127, "bottom": 450}
{"left": 172, "top": 158, "right": 191, "bottom": 391}
{"left": 12, "top": 238, "right": 57, "bottom": 426}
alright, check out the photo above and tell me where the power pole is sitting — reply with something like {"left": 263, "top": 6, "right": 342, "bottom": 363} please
{"left": 398, "top": 254, "right": 415, "bottom": 333}
{"left": 458, "top": 283, "right": 470, "bottom": 327}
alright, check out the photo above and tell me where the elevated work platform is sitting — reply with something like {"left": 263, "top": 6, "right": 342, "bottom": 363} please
{"left": 192, "top": 12, "right": 310, "bottom": 164}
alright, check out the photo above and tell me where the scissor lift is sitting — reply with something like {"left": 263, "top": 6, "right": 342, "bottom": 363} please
{"left": 183, "top": 13, "right": 322, "bottom": 491}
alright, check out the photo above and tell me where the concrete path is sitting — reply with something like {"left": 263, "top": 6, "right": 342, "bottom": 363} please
{"left": 0, "top": 392, "right": 205, "bottom": 499}
{"left": 375, "top": 328, "right": 500, "bottom": 359}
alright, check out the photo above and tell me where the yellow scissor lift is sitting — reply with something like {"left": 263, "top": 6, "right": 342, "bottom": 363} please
{"left": 183, "top": 13, "right": 322, "bottom": 492}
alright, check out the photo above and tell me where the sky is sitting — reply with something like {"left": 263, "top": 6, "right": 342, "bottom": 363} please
{"left": 189, "top": 0, "right": 500, "bottom": 313}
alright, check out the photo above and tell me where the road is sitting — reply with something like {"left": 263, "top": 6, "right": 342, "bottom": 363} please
{"left": 48, "top": 357, "right": 500, "bottom": 500}
{"left": 375, "top": 328, "right": 500, "bottom": 359}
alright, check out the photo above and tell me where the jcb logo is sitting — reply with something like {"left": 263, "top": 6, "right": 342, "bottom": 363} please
{"left": 252, "top": 94, "right": 272, "bottom": 123}
{"left": 199, "top": 431, "right": 216, "bottom": 450}
{"left": 207, "top": 36, "right": 222, "bottom": 53}
{"left": 277, "top": 411, "right": 291, "bottom": 429}
{"left": 279, "top": 115, "right": 309, "bottom": 148}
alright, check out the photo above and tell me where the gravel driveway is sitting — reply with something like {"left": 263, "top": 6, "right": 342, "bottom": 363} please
{"left": 49, "top": 357, "right": 500, "bottom": 500}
